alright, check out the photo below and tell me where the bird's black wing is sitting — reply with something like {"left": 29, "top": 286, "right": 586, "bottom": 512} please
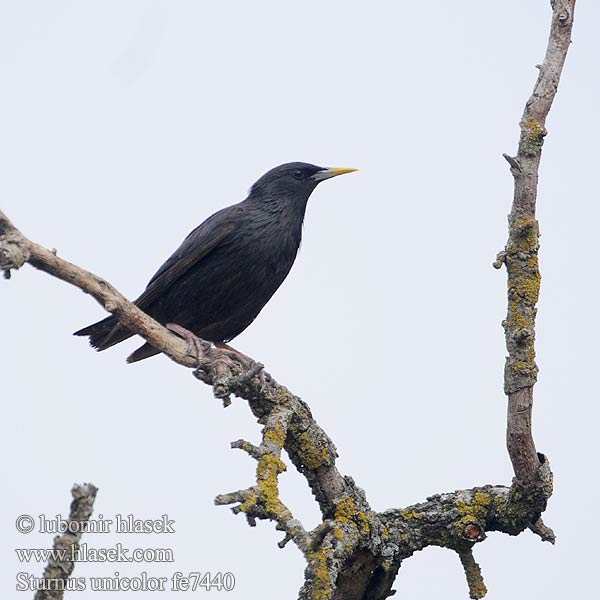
{"left": 74, "top": 203, "right": 243, "bottom": 351}
{"left": 135, "top": 204, "right": 241, "bottom": 310}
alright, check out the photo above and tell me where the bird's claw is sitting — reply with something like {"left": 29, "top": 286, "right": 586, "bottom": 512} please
{"left": 166, "top": 323, "right": 211, "bottom": 365}
{"left": 166, "top": 326, "right": 266, "bottom": 393}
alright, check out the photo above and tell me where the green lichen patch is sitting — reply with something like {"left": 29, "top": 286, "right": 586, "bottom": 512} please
{"left": 238, "top": 492, "right": 259, "bottom": 513}
{"left": 296, "top": 430, "right": 334, "bottom": 470}
{"left": 307, "top": 547, "right": 334, "bottom": 600}
{"left": 521, "top": 117, "right": 546, "bottom": 155}
{"left": 458, "top": 550, "right": 488, "bottom": 599}
{"left": 454, "top": 492, "right": 492, "bottom": 538}
{"left": 399, "top": 509, "right": 422, "bottom": 521}
{"left": 256, "top": 454, "right": 288, "bottom": 517}
{"left": 504, "top": 213, "right": 541, "bottom": 393}
{"left": 264, "top": 420, "right": 287, "bottom": 448}
{"left": 473, "top": 492, "right": 491, "bottom": 507}
{"left": 237, "top": 453, "right": 291, "bottom": 522}
{"left": 334, "top": 497, "right": 372, "bottom": 536}
{"left": 456, "top": 492, "right": 492, "bottom": 520}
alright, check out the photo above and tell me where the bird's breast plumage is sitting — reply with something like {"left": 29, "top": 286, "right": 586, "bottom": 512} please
{"left": 147, "top": 201, "right": 305, "bottom": 342}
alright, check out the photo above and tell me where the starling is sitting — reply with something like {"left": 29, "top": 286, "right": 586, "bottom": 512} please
{"left": 74, "top": 162, "right": 357, "bottom": 362}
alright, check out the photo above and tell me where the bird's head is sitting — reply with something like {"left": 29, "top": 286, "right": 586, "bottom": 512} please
{"left": 249, "top": 162, "right": 357, "bottom": 208}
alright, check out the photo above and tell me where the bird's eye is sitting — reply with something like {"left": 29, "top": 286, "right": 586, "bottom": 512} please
{"left": 293, "top": 169, "right": 303, "bottom": 180}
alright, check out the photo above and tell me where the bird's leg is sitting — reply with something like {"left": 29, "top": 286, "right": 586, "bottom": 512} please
{"left": 166, "top": 323, "right": 211, "bottom": 363}
{"left": 214, "top": 341, "right": 253, "bottom": 362}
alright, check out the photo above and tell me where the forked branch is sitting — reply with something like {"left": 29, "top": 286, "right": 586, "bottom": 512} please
{"left": 1, "top": 3, "right": 576, "bottom": 597}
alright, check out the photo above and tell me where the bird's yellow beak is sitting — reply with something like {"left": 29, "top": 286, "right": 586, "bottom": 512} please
{"left": 311, "top": 167, "right": 358, "bottom": 181}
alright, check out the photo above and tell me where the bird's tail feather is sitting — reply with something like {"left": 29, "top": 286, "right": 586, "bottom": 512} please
{"left": 73, "top": 315, "right": 134, "bottom": 351}
{"left": 127, "top": 342, "right": 161, "bottom": 363}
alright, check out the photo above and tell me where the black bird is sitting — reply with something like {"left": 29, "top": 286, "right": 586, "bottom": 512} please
{"left": 74, "top": 162, "right": 357, "bottom": 362}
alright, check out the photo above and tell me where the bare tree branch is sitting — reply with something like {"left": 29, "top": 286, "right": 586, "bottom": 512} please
{"left": 34, "top": 483, "right": 98, "bottom": 600}
{"left": 215, "top": 407, "right": 310, "bottom": 552}
{"left": 0, "top": 204, "right": 554, "bottom": 600}
{"left": 457, "top": 548, "right": 487, "bottom": 600}
{"left": 497, "top": 0, "right": 576, "bottom": 484}
{"left": 2, "top": 4, "right": 577, "bottom": 598}
{"left": 0, "top": 210, "right": 197, "bottom": 369}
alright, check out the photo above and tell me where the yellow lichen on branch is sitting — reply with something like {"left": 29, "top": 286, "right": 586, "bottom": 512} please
{"left": 503, "top": 213, "right": 541, "bottom": 394}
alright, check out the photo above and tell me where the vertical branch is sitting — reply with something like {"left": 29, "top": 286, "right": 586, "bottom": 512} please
{"left": 457, "top": 548, "right": 487, "bottom": 600}
{"left": 499, "top": 0, "right": 576, "bottom": 483}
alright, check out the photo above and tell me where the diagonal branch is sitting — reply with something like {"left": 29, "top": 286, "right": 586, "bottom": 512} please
{"left": 0, "top": 210, "right": 197, "bottom": 368}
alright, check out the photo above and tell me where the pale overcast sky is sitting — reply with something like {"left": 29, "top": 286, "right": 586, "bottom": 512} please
{"left": 1, "top": 1, "right": 598, "bottom": 598}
